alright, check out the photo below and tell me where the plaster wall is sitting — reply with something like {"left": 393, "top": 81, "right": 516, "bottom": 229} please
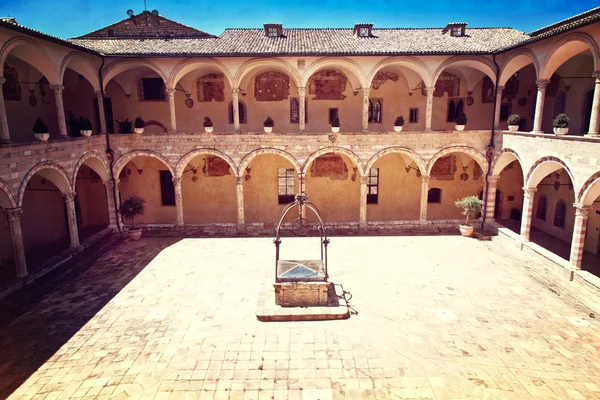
{"left": 496, "top": 161, "right": 524, "bottom": 220}
{"left": 74, "top": 165, "right": 109, "bottom": 228}
{"left": 0, "top": 214, "right": 13, "bottom": 279}
{"left": 531, "top": 173, "right": 576, "bottom": 243}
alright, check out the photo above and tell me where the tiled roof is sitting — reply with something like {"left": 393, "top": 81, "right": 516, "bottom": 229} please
{"left": 70, "top": 27, "right": 530, "bottom": 56}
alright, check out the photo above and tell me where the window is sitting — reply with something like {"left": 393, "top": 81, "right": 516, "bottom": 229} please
{"left": 141, "top": 78, "right": 165, "bottom": 100}
{"left": 278, "top": 168, "right": 295, "bottom": 204}
{"left": 108, "top": 29, "right": 115, "bottom": 37}
{"left": 427, "top": 188, "right": 441, "bottom": 203}
{"left": 409, "top": 108, "right": 419, "bottom": 123}
{"left": 451, "top": 26, "right": 463, "bottom": 37}
{"left": 553, "top": 200, "right": 566, "bottom": 229}
{"left": 368, "top": 99, "right": 382, "bottom": 123}
{"left": 290, "top": 98, "right": 307, "bottom": 123}
{"left": 447, "top": 98, "right": 464, "bottom": 122}
{"left": 499, "top": 103, "right": 512, "bottom": 121}
{"left": 536, "top": 195, "right": 547, "bottom": 220}
{"left": 268, "top": 27, "right": 278, "bottom": 37}
{"left": 159, "top": 170, "right": 175, "bottom": 206}
{"left": 328, "top": 108, "right": 339, "bottom": 124}
{"left": 228, "top": 101, "right": 247, "bottom": 124}
{"left": 367, "top": 168, "right": 379, "bottom": 204}
{"left": 359, "top": 27, "right": 369, "bottom": 37}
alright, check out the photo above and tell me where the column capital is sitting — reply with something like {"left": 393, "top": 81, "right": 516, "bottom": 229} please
{"left": 573, "top": 204, "right": 593, "bottom": 218}
{"left": 50, "top": 84, "right": 65, "bottom": 92}
{"left": 421, "top": 175, "right": 430, "bottom": 184}
{"left": 4, "top": 207, "right": 23, "bottom": 222}
{"left": 360, "top": 175, "right": 369, "bottom": 185}
{"left": 0, "top": 77, "right": 5, "bottom": 85}
{"left": 94, "top": 89, "right": 103, "bottom": 98}
{"left": 362, "top": 87, "right": 371, "bottom": 96}
{"left": 166, "top": 88, "right": 177, "bottom": 95}
{"left": 172, "top": 176, "right": 182, "bottom": 186}
{"left": 231, "top": 88, "right": 239, "bottom": 95}
{"left": 297, "top": 87, "right": 306, "bottom": 95}
{"left": 535, "top": 79, "right": 550, "bottom": 89}
{"left": 63, "top": 192, "right": 76, "bottom": 201}
{"left": 235, "top": 176, "right": 244, "bottom": 185}
{"left": 523, "top": 187, "right": 537, "bottom": 197}
{"left": 425, "top": 86, "right": 436, "bottom": 95}
{"left": 103, "top": 179, "right": 115, "bottom": 189}
{"left": 496, "top": 85, "right": 505, "bottom": 92}
{"left": 487, "top": 175, "right": 500, "bottom": 184}
{"left": 592, "top": 70, "right": 600, "bottom": 80}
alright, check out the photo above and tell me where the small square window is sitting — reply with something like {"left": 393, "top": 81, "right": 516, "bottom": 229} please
{"left": 451, "top": 26, "right": 462, "bottom": 37}
{"left": 427, "top": 188, "right": 441, "bottom": 204}
{"left": 108, "top": 29, "right": 115, "bottom": 37}
{"left": 367, "top": 168, "right": 379, "bottom": 204}
{"left": 268, "top": 27, "right": 279, "bottom": 37}
{"left": 142, "top": 78, "right": 165, "bottom": 100}
{"left": 359, "top": 27, "right": 369, "bottom": 37}
{"left": 409, "top": 108, "right": 419, "bottom": 123}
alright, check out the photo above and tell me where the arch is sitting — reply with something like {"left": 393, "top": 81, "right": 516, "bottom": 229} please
{"left": 365, "top": 147, "right": 427, "bottom": 175}
{"left": 113, "top": 151, "right": 175, "bottom": 178}
{"left": 59, "top": 51, "right": 100, "bottom": 91}
{"left": 169, "top": 58, "right": 234, "bottom": 89}
{"left": 301, "top": 57, "right": 366, "bottom": 90}
{"left": 366, "top": 57, "right": 433, "bottom": 88}
{"left": 302, "top": 147, "right": 365, "bottom": 176}
{"left": 0, "top": 178, "right": 17, "bottom": 209}
{"left": 18, "top": 162, "right": 73, "bottom": 207}
{"left": 541, "top": 33, "right": 600, "bottom": 80}
{"left": 427, "top": 146, "right": 489, "bottom": 176}
{"left": 234, "top": 58, "right": 302, "bottom": 92}
{"left": 577, "top": 171, "right": 600, "bottom": 206}
{"left": 73, "top": 151, "right": 110, "bottom": 186}
{"left": 102, "top": 59, "right": 168, "bottom": 91}
{"left": 0, "top": 36, "right": 60, "bottom": 84}
{"left": 498, "top": 48, "right": 540, "bottom": 86}
{"left": 491, "top": 148, "right": 524, "bottom": 177}
{"left": 176, "top": 149, "right": 237, "bottom": 179}
{"left": 239, "top": 148, "right": 302, "bottom": 176}
{"left": 431, "top": 56, "right": 496, "bottom": 87}
{"left": 524, "top": 156, "right": 576, "bottom": 190}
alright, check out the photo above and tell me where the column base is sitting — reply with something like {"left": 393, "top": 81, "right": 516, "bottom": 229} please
{"left": 359, "top": 222, "right": 368, "bottom": 230}
{"left": 360, "top": 129, "right": 369, "bottom": 133}
{"left": 0, "top": 138, "right": 12, "bottom": 145}
{"left": 585, "top": 133, "right": 600, "bottom": 138}
{"left": 530, "top": 130, "right": 544, "bottom": 135}
{"left": 233, "top": 129, "right": 241, "bottom": 133}
{"left": 169, "top": 130, "right": 177, "bottom": 134}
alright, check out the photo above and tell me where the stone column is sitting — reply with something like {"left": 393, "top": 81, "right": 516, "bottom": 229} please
{"left": 520, "top": 187, "right": 537, "bottom": 241}
{"left": 361, "top": 88, "right": 370, "bottom": 132}
{"left": 494, "top": 86, "right": 505, "bottom": 129}
{"left": 236, "top": 176, "right": 245, "bottom": 226}
{"left": 298, "top": 87, "right": 306, "bottom": 132}
{"left": 424, "top": 87, "right": 435, "bottom": 132}
{"left": 4, "top": 207, "right": 27, "bottom": 278}
{"left": 232, "top": 88, "right": 240, "bottom": 132}
{"left": 114, "top": 178, "right": 122, "bottom": 231}
{"left": 0, "top": 77, "right": 11, "bottom": 143}
{"left": 419, "top": 175, "right": 430, "bottom": 221}
{"left": 359, "top": 175, "right": 368, "bottom": 229}
{"left": 63, "top": 192, "right": 80, "bottom": 249}
{"left": 173, "top": 176, "right": 184, "bottom": 228}
{"left": 484, "top": 175, "right": 500, "bottom": 221}
{"left": 532, "top": 79, "right": 550, "bottom": 134}
{"left": 103, "top": 179, "right": 119, "bottom": 231}
{"left": 94, "top": 90, "right": 107, "bottom": 135}
{"left": 586, "top": 71, "right": 600, "bottom": 137}
{"left": 166, "top": 88, "right": 177, "bottom": 133}
{"left": 51, "top": 85, "right": 68, "bottom": 137}
{"left": 569, "top": 204, "right": 591, "bottom": 269}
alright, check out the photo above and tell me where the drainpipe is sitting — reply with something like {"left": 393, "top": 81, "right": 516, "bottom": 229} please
{"left": 98, "top": 56, "right": 122, "bottom": 233}
{"left": 481, "top": 54, "right": 501, "bottom": 230}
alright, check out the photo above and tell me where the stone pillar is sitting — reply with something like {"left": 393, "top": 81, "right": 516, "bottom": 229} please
{"left": 232, "top": 88, "right": 240, "bottom": 132}
{"left": 4, "top": 207, "right": 27, "bottom": 278}
{"left": 114, "top": 178, "right": 122, "bottom": 230}
{"left": 586, "top": 71, "right": 600, "bottom": 137}
{"left": 166, "top": 88, "right": 177, "bottom": 133}
{"left": 173, "top": 176, "right": 184, "bottom": 228}
{"left": 425, "top": 87, "right": 435, "bottom": 132}
{"left": 569, "top": 204, "right": 591, "bottom": 269}
{"left": 484, "top": 175, "right": 500, "bottom": 221}
{"left": 236, "top": 176, "right": 245, "bottom": 226}
{"left": 94, "top": 90, "right": 107, "bottom": 135}
{"left": 359, "top": 175, "right": 368, "bottom": 229}
{"left": 532, "top": 79, "right": 550, "bottom": 134}
{"left": 419, "top": 175, "right": 430, "bottom": 221}
{"left": 51, "top": 85, "right": 68, "bottom": 137}
{"left": 103, "top": 180, "right": 119, "bottom": 230}
{"left": 298, "top": 87, "right": 306, "bottom": 132}
{"left": 361, "top": 88, "right": 370, "bottom": 132}
{"left": 0, "top": 77, "right": 11, "bottom": 143}
{"left": 520, "top": 187, "right": 537, "bottom": 241}
{"left": 494, "top": 86, "right": 505, "bottom": 129}
{"left": 63, "top": 192, "right": 80, "bottom": 249}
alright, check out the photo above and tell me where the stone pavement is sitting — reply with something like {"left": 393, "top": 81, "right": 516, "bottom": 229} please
{"left": 0, "top": 233, "right": 599, "bottom": 400}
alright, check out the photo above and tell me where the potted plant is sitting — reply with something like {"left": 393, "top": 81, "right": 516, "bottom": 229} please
{"left": 507, "top": 114, "right": 520, "bottom": 132}
{"left": 120, "top": 194, "right": 146, "bottom": 240}
{"left": 553, "top": 113, "right": 569, "bottom": 135}
{"left": 393, "top": 116, "right": 404, "bottom": 132}
{"left": 203, "top": 116, "right": 214, "bottom": 133}
{"left": 32, "top": 117, "right": 49, "bottom": 141}
{"left": 117, "top": 119, "right": 133, "bottom": 134}
{"left": 134, "top": 117, "right": 145, "bottom": 134}
{"left": 454, "top": 195, "right": 483, "bottom": 237}
{"left": 331, "top": 116, "right": 340, "bottom": 133}
{"left": 263, "top": 116, "right": 274, "bottom": 133}
{"left": 455, "top": 113, "right": 467, "bottom": 131}
{"left": 79, "top": 117, "right": 93, "bottom": 137}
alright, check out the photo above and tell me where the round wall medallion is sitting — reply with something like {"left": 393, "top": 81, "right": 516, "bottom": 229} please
{"left": 460, "top": 172, "right": 469, "bottom": 181}
{"left": 184, "top": 98, "right": 194, "bottom": 108}
{"left": 466, "top": 96, "right": 474, "bottom": 106}
{"left": 29, "top": 95, "right": 37, "bottom": 107}
{"left": 554, "top": 181, "right": 560, "bottom": 191}
{"left": 518, "top": 97, "right": 527, "bottom": 106}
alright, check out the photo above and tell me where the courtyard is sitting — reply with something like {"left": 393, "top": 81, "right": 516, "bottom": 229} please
{"left": 0, "top": 233, "right": 599, "bottom": 400}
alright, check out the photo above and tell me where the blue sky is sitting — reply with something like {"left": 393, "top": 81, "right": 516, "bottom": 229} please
{"left": 0, "top": 0, "right": 597, "bottom": 38}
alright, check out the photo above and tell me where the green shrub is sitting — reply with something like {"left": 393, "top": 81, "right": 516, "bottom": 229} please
{"left": 331, "top": 116, "right": 340, "bottom": 127}
{"left": 203, "top": 116, "right": 213, "bottom": 127}
{"left": 32, "top": 118, "right": 48, "bottom": 133}
{"left": 454, "top": 195, "right": 483, "bottom": 226}
{"left": 455, "top": 113, "right": 468, "bottom": 125}
{"left": 394, "top": 116, "right": 405, "bottom": 126}
{"left": 263, "top": 116, "right": 275, "bottom": 127}
{"left": 553, "top": 113, "right": 569, "bottom": 128}
{"left": 120, "top": 195, "right": 146, "bottom": 228}
{"left": 134, "top": 117, "right": 145, "bottom": 129}
{"left": 507, "top": 114, "right": 520, "bottom": 125}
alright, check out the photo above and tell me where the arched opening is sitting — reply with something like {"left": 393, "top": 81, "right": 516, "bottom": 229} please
{"left": 582, "top": 89, "right": 594, "bottom": 134}
{"left": 62, "top": 67, "right": 98, "bottom": 136}
{"left": 0, "top": 186, "right": 16, "bottom": 283}
{"left": 179, "top": 153, "right": 237, "bottom": 224}
{"left": 116, "top": 155, "right": 176, "bottom": 225}
{"left": 304, "top": 152, "right": 361, "bottom": 222}
{"left": 574, "top": 174, "right": 600, "bottom": 275}
{"left": 366, "top": 152, "right": 422, "bottom": 221}
{"left": 492, "top": 152, "right": 525, "bottom": 233}
{"left": 74, "top": 163, "right": 110, "bottom": 240}
{"left": 427, "top": 152, "right": 485, "bottom": 220}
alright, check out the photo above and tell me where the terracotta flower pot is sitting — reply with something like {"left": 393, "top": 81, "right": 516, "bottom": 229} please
{"left": 459, "top": 225, "right": 474, "bottom": 237}
{"left": 204, "top": 126, "right": 214, "bottom": 133}
{"left": 80, "top": 130, "right": 92, "bottom": 137}
{"left": 34, "top": 133, "right": 49, "bottom": 141}
{"left": 508, "top": 125, "right": 519, "bottom": 132}
{"left": 127, "top": 228, "right": 142, "bottom": 240}
{"left": 331, "top": 127, "right": 340, "bottom": 133}
{"left": 455, "top": 125, "right": 465, "bottom": 131}
{"left": 264, "top": 127, "right": 273, "bottom": 133}
{"left": 553, "top": 127, "right": 568, "bottom": 135}
{"left": 134, "top": 128, "right": 144, "bottom": 134}
{"left": 393, "top": 126, "right": 403, "bottom": 132}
